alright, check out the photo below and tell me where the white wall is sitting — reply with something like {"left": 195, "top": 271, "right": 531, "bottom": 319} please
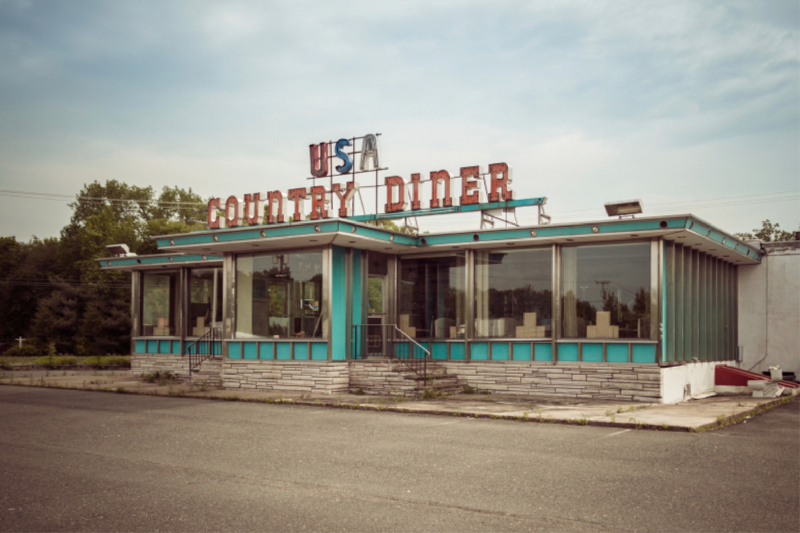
{"left": 738, "top": 242, "right": 800, "bottom": 376}
{"left": 661, "top": 362, "right": 720, "bottom": 404}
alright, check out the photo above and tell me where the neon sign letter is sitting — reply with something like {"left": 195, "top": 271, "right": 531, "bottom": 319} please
{"left": 309, "top": 143, "right": 328, "bottom": 178}
{"left": 360, "top": 134, "right": 380, "bottom": 171}
{"left": 334, "top": 139, "right": 353, "bottom": 174}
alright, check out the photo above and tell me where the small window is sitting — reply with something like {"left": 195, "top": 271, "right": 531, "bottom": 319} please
{"left": 142, "top": 271, "right": 178, "bottom": 336}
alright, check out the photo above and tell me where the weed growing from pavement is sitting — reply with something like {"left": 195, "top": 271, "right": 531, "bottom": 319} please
{"left": 693, "top": 396, "right": 796, "bottom": 432}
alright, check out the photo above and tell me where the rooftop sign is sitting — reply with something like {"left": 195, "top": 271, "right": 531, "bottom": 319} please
{"left": 206, "top": 134, "right": 529, "bottom": 229}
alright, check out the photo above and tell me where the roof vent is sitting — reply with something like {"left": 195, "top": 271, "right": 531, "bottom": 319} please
{"left": 106, "top": 244, "right": 136, "bottom": 258}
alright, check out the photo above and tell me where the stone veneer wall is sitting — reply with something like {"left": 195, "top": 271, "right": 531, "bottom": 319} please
{"left": 131, "top": 353, "right": 190, "bottom": 378}
{"left": 441, "top": 362, "right": 662, "bottom": 402}
{"left": 221, "top": 360, "right": 349, "bottom": 395}
{"left": 348, "top": 361, "right": 419, "bottom": 396}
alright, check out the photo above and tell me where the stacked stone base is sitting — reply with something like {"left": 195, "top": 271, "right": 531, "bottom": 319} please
{"left": 349, "top": 360, "right": 423, "bottom": 396}
{"left": 441, "top": 362, "right": 661, "bottom": 402}
{"left": 134, "top": 354, "right": 663, "bottom": 401}
{"left": 222, "top": 360, "right": 349, "bottom": 395}
{"left": 132, "top": 353, "right": 190, "bottom": 378}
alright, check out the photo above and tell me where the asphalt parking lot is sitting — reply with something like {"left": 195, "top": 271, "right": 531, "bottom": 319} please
{"left": 0, "top": 386, "right": 797, "bottom": 532}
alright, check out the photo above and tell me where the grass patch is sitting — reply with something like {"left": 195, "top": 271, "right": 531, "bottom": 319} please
{"left": 141, "top": 371, "right": 177, "bottom": 385}
{"left": 34, "top": 355, "right": 79, "bottom": 369}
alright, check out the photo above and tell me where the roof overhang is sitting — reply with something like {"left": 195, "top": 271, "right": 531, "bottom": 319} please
{"left": 97, "top": 253, "right": 223, "bottom": 271}
{"left": 147, "top": 214, "right": 762, "bottom": 266}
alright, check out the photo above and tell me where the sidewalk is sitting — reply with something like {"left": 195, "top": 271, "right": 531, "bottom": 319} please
{"left": 1, "top": 369, "right": 795, "bottom": 432}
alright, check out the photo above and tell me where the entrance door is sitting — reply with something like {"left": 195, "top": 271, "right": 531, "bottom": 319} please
{"left": 367, "top": 275, "right": 385, "bottom": 356}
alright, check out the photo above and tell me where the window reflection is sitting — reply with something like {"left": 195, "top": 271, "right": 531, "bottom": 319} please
{"left": 399, "top": 255, "right": 465, "bottom": 339}
{"left": 188, "top": 268, "right": 222, "bottom": 337}
{"left": 236, "top": 252, "right": 324, "bottom": 339}
{"left": 562, "top": 243, "right": 650, "bottom": 339}
{"left": 142, "top": 271, "right": 178, "bottom": 336}
{"left": 475, "top": 249, "right": 552, "bottom": 338}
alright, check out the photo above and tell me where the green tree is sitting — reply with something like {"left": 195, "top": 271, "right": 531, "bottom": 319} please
{"left": 26, "top": 180, "right": 206, "bottom": 354}
{"left": 736, "top": 220, "right": 796, "bottom": 242}
{"left": 0, "top": 237, "right": 61, "bottom": 341}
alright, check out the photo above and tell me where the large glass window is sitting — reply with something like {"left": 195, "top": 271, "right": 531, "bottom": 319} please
{"left": 475, "top": 249, "right": 552, "bottom": 338}
{"left": 142, "top": 271, "right": 178, "bottom": 336}
{"left": 188, "top": 268, "right": 222, "bottom": 337}
{"left": 236, "top": 252, "right": 324, "bottom": 339}
{"left": 562, "top": 243, "right": 650, "bottom": 339}
{"left": 399, "top": 255, "right": 465, "bottom": 339}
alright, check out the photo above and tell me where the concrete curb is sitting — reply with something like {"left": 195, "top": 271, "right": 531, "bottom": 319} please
{"left": 1, "top": 375, "right": 795, "bottom": 432}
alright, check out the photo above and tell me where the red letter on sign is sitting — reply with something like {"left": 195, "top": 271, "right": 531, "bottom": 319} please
{"left": 384, "top": 176, "right": 407, "bottom": 213}
{"left": 429, "top": 170, "right": 452, "bottom": 208}
{"left": 309, "top": 143, "right": 328, "bottom": 178}
{"left": 410, "top": 173, "right": 421, "bottom": 210}
{"left": 244, "top": 193, "right": 264, "bottom": 225}
{"left": 460, "top": 166, "right": 481, "bottom": 206}
{"left": 332, "top": 182, "right": 358, "bottom": 217}
{"left": 287, "top": 188, "right": 307, "bottom": 221}
{"left": 309, "top": 186, "right": 329, "bottom": 220}
{"left": 266, "top": 191, "right": 285, "bottom": 224}
{"left": 225, "top": 196, "right": 242, "bottom": 228}
{"left": 488, "top": 163, "right": 514, "bottom": 202}
{"left": 207, "top": 198, "right": 221, "bottom": 229}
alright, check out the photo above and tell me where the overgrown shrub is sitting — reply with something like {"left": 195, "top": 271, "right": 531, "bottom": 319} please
{"left": 84, "top": 355, "right": 130, "bottom": 368}
{"left": 34, "top": 355, "right": 78, "bottom": 369}
{"left": 3, "top": 340, "right": 47, "bottom": 357}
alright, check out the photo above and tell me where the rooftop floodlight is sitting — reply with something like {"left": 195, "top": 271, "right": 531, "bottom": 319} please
{"left": 604, "top": 199, "right": 643, "bottom": 219}
{"left": 106, "top": 243, "right": 136, "bottom": 257}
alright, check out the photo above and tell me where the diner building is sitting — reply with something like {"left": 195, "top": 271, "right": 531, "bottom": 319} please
{"left": 98, "top": 134, "right": 798, "bottom": 403}
{"left": 100, "top": 210, "right": 768, "bottom": 404}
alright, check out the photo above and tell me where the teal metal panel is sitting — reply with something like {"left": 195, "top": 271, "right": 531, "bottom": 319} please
{"left": 212, "top": 341, "right": 222, "bottom": 356}
{"left": 311, "top": 342, "right": 328, "bottom": 360}
{"left": 259, "top": 342, "right": 273, "bottom": 359}
{"left": 146, "top": 340, "right": 157, "bottom": 353}
{"left": 276, "top": 343, "right": 292, "bottom": 360}
{"left": 216, "top": 229, "right": 262, "bottom": 242}
{"left": 582, "top": 343, "right": 603, "bottom": 362}
{"left": 228, "top": 342, "right": 242, "bottom": 359}
{"left": 663, "top": 241, "right": 671, "bottom": 363}
{"left": 432, "top": 342, "right": 448, "bottom": 360}
{"left": 414, "top": 341, "right": 430, "bottom": 359}
{"left": 491, "top": 343, "right": 510, "bottom": 360}
{"left": 162, "top": 234, "right": 214, "bottom": 246}
{"left": 294, "top": 342, "right": 309, "bottom": 360}
{"left": 632, "top": 344, "right": 656, "bottom": 363}
{"left": 171, "top": 340, "right": 181, "bottom": 354}
{"left": 243, "top": 342, "right": 257, "bottom": 360}
{"left": 559, "top": 343, "right": 579, "bottom": 361}
{"left": 606, "top": 344, "right": 629, "bottom": 362}
{"left": 707, "top": 230, "right": 724, "bottom": 244}
{"left": 107, "top": 257, "right": 141, "bottom": 267}
{"left": 347, "top": 225, "right": 394, "bottom": 241}
{"left": 471, "top": 342, "right": 489, "bottom": 360}
{"left": 352, "top": 249, "right": 362, "bottom": 343}
{"left": 268, "top": 223, "right": 338, "bottom": 238}
{"left": 137, "top": 256, "right": 172, "bottom": 265}
{"left": 450, "top": 343, "right": 465, "bottom": 360}
{"left": 134, "top": 340, "right": 146, "bottom": 353}
{"left": 534, "top": 343, "right": 552, "bottom": 361}
{"left": 512, "top": 343, "right": 532, "bottom": 361}
{"left": 331, "top": 245, "right": 347, "bottom": 361}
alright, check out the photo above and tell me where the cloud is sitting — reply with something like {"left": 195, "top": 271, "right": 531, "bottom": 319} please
{"left": 0, "top": 0, "right": 796, "bottom": 240}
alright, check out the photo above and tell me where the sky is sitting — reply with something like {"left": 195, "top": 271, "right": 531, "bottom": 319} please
{"left": 0, "top": 0, "right": 798, "bottom": 241}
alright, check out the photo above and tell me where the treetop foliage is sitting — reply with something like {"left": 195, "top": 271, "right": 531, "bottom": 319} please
{"left": 1, "top": 180, "right": 207, "bottom": 355}
{"left": 735, "top": 219, "right": 797, "bottom": 242}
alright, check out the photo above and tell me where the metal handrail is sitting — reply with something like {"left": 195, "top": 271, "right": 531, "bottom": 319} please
{"left": 352, "top": 323, "right": 431, "bottom": 379}
{"left": 184, "top": 327, "right": 221, "bottom": 375}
